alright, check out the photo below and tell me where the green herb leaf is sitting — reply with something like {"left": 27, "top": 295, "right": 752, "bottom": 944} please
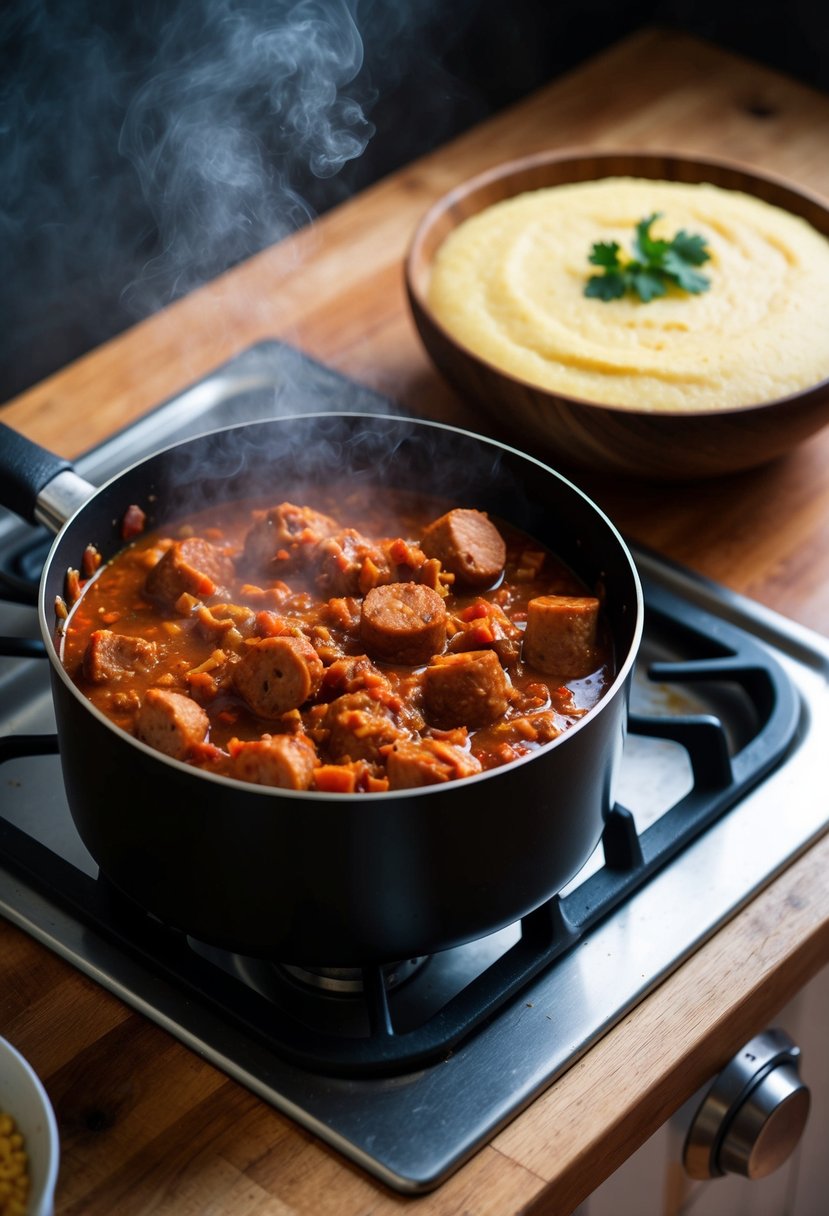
{"left": 631, "top": 213, "right": 669, "bottom": 266}
{"left": 588, "top": 241, "right": 622, "bottom": 269}
{"left": 669, "top": 229, "right": 711, "bottom": 266}
{"left": 661, "top": 251, "right": 710, "bottom": 294}
{"left": 630, "top": 269, "right": 667, "bottom": 302}
{"left": 585, "top": 213, "right": 712, "bottom": 303}
{"left": 585, "top": 271, "right": 627, "bottom": 300}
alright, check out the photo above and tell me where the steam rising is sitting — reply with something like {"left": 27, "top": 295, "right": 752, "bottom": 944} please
{"left": 0, "top": 0, "right": 489, "bottom": 401}
{"left": 0, "top": 0, "right": 379, "bottom": 395}
{"left": 117, "top": 0, "right": 373, "bottom": 307}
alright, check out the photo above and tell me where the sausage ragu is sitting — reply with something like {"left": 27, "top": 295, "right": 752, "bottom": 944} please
{"left": 60, "top": 488, "right": 614, "bottom": 793}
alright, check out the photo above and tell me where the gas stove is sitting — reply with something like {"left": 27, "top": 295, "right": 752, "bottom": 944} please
{"left": 2, "top": 342, "right": 828, "bottom": 1192}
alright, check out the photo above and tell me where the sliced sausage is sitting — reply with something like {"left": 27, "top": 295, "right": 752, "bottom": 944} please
{"left": 522, "top": 595, "right": 600, "bottom": 679}
{"left": 135, "top": 688, "right": 209, "bottom": 759}
{"left": 322, "top": 691, "right": 405, "bottom": 763}
{"left": 232, "top": 635, "right": 324, "bottom": 719}
{"left": 83, "top": 629, "right": 158, "bottom": 684}
{"left": 145, "top": 537, "right": 234, "bottom": 607}
{"left": 423, "top": 649, "right": 511, "bottom": 729}
{"left": 421, "top": 508, "right": 506, "bottom": 587}
{"left": 230, "top": 733, "right": 317, "bottom": 789}
{"left": 242, "top": 502, "right": 338, "bottom": 574}
{"left": 386, "top": 738, "right": 483, "bottom": 788}
{"left": 360, "top": 582, "right": 447, "bottom": 666}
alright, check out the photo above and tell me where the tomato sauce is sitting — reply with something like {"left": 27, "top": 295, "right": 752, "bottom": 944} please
{"left": 60, "top": 488, "right": 613, "bottom": 793}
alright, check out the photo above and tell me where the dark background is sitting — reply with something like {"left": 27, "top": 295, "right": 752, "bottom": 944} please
{"left": 2, "top": 0, "right": 828, "bottom": 404}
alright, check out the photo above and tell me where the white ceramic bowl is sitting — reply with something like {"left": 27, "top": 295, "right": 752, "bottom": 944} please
{"left": 0, "top": 1037, "right": 59, "bottom": 1216}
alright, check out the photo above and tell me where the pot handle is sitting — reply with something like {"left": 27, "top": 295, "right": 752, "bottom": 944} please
{"left": 0, "top": 422, "right": 95, "bottom": 531}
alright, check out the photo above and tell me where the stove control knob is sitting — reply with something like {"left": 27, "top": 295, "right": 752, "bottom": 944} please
{"left": 683, "top": 1028, "right": 810, "bottom": 1181}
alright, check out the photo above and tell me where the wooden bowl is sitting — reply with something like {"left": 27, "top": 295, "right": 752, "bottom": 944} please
{"left": 405, "top": 149, "right": 829, "bottom": 480}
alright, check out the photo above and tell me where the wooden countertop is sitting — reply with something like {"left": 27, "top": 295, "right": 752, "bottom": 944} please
{"left": 3, "top": 27, "right": 829, "bottom": 1215}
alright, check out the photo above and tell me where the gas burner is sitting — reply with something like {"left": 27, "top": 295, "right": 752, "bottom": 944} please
{"left": 278, "top": 959, "right": 427, "bottom": 995}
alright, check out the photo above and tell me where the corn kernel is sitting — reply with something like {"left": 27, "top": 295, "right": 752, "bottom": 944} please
{"left": 0, "top": 1113, "right": 29, "bottom": 1216}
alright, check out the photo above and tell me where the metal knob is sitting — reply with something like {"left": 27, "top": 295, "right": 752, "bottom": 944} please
{"left": 683, "top": 1028, "right": 810, "bottom": 1180}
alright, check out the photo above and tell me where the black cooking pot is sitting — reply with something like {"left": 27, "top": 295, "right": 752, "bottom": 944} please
{"left": 0, "top": 413, "right": 642, "bottom": 964}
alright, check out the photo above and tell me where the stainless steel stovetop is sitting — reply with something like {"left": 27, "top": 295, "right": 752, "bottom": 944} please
{"left": 2, "top": 342, "right": 828, "bottom": 1192}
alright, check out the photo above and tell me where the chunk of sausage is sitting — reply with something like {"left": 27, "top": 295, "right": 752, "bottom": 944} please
{"left": 386, "top": 738, "right": 483, "bottom": 788}
{"left": 423, "top": 649, "right": 511, "bottom": 729}
{"left": 522, "top": 595, "right": 600, "bottom": 679}
{"left": 242, "top": 502, "right": 338, "bottom": 574}
{"left": 232, "top": 635, "right": 324, "bottom": 719}
{"left": 421, "top": 509, "right": 506, "bottom": 587}
{"left": 322, "top": 691, "right": 405, "bottom": 763}
{"left": 360, "top": 582, "right": 447, "bottom": 666}
{"left": 230, "top": 733, "right": 317, "bottom": 789}
{"left": 145, "top": 537, "right": 234, "bottom": 607}
{"left": 135, "top": 688, "right": 209, "bottom": 759}
{"left": 83, "top": 629, "right": 158, "bottom": 684}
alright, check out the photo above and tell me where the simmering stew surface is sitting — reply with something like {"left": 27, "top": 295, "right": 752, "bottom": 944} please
{"left": 60, "top": 488, "right": 614, "bottom": 793}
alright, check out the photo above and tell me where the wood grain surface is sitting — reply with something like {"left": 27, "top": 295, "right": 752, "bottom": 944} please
{"left": 3, "top": 28, "right": 829, "bottom": 1215}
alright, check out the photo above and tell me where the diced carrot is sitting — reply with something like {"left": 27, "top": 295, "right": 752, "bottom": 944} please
{"left": 186, "top": 671, "right": 217, "bottom": 697}
{"left": 191, "top": 571, "right": 217, "bottom": 596}
{"left": 388, "top": 538, "right": 411, "bottom": 564}
{"left": 313, "top": 766, "right": 357, "bottom": 793}
{"left": 255, "top": 610, "right": 288, "bottom": 637}
{"left": 460, "top": 602, "right": 489, "bottom": 622}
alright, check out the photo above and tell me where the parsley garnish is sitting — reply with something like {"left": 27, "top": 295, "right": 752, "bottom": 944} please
{"left": 585, "top": 213, "right": 711, "bottom": 302}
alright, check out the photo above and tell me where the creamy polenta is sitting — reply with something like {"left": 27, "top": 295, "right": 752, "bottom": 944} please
{"left": 427, "top": 177, "right": 829, "bottom": 411}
